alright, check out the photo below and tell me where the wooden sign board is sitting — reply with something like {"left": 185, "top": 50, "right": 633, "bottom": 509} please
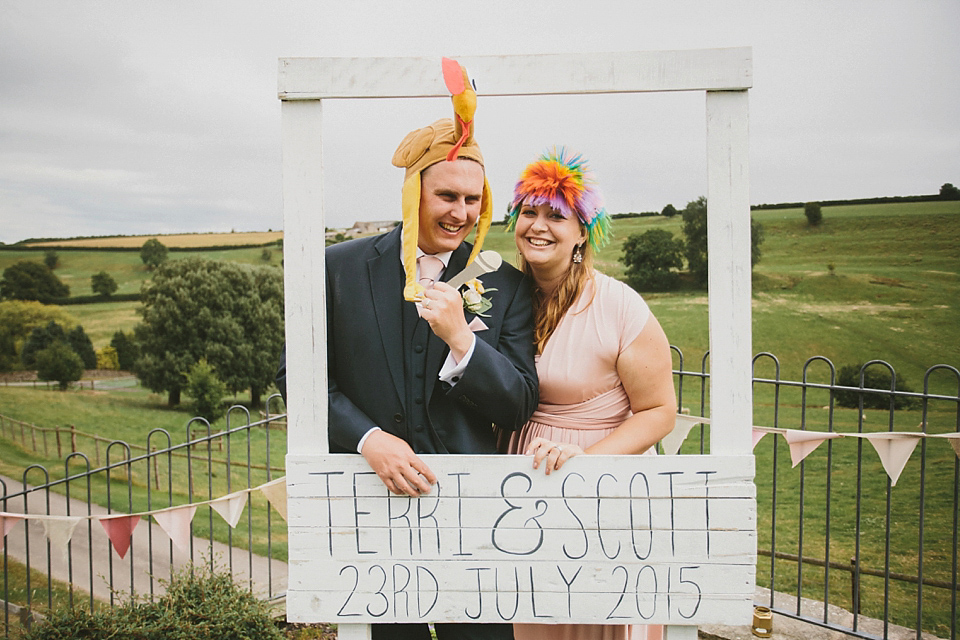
{"left": 287, "top": 453, "right": 756, "bottom": 625}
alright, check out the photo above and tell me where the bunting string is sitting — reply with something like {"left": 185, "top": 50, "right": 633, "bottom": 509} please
{"left": 0, "top": 476, "right": 287, "bottom": 559}
{"left": 1, "top": 417, "right": 957, "bottom": 556}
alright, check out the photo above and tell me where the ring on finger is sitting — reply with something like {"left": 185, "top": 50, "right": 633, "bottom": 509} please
{"left": 422, "top": 299, "right": 430, "bottom": 309}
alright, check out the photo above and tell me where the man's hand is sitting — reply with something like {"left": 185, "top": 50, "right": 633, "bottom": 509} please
{"left": 360, "top": 429, "right": 437, "bottom": 497}
{"left": 420, "top": 281, "right": 473, "bottom": 361}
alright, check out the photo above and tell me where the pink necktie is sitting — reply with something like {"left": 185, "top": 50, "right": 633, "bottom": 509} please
{"left": 418, "top": 255, "right": 444, "bottom": 289}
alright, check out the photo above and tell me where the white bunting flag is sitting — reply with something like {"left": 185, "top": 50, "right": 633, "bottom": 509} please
{"left": 153, "top": 505, "right": 198, "bottom": 552}
{"left": 661, "top": 414, "right": 704, "bottom": 455}
{"left": 783, "top": 430, "right": 842, "bottom": 467}
{"left": 259, "top": 478, "right": 287, "bottom": 522}
{"left": 39, "top": 515, "right": 82, "bottom": 562}
{"left": 0, "top": 513, "right": 25, "bottom": 551}
{"left": 859, "top": 433, "right": 922, "bottom": 486}
{"left": 210, "top": 491, "right": 248, "bottom": 528}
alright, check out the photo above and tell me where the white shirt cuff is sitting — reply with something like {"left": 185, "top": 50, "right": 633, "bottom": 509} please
{"left": 438, "top": 334, "right": 476, "bottom": 385}
{"left": 356, "top": 426, "right": 381, "bottom": 454}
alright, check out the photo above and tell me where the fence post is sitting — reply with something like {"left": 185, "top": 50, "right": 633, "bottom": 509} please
{"left": 152, "top": 446, "right": 159, "bottom": 490}
{"left": 20, "top": 421, "right": 26, "bottom": 446}
{"left": 43, "top": 429, "right": 48, "bottom": 457}
{"left": 56, "top": 426, "right": 62, "bottom": 458}
{"left": 30, "top": 423, "right": 37, "bottom": 452}
{"left": 70, "top": 424, "right": 77, "bottom": 454}
{"left": 95, "top": 438, "right": 101, "bottom": 467}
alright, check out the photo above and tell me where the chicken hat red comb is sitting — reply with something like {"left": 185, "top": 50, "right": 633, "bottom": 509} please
{"left": 391, "top": 58, "right": 493, "bottom": 302}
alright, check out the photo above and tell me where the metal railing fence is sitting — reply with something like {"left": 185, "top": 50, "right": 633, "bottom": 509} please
{"left": 1, "top": 358, "right": 958, "bottom": 639}
{"left": 672, "top": 350, "right": 959, "bottom": 640}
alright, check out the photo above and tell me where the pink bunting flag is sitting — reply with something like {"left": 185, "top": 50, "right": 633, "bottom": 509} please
{"left": 860, "top": 433, "right": 922, "bottom": 486}
{"left": 210, "top": 491, "right": 248, "bottom": 528}
{"left": 259, "top": 478, "right": 288, "bottom": 522}
{"left": 752, "top": 429, "right": 768, "bottom": 450}
{"left": 783, "top": 430, "right": 842, "bottom": 467}
{"left": 153, "top": 505, "right": 197, "bottom": 552}
{"left": 39, "top": 515, "right": 83, "bottom": 562}
{"left": 0, "top": 513, "right": 25, "bottom": 551}
{"left": 661, "top": 414, "right": 705, "bottom": 455}
{"left": 99, "top": 514, "right": 141, "bottom": 559}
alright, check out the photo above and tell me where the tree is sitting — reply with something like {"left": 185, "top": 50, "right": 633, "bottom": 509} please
{"left": 91, "top": 271, "right": 118, "bottom": 297}
{"left": 681, "top": 196, "right": 764, "bottom": 286}
{"left": 185, "top": 359, "right": 228, "bottom": 422}
{"left": 21, "top": 320, "right": 68, "bottom": 368}
{"left": 0, "top": 261, "right": 69, "bottom": 302}
{"left": 940, "top": 183, "right": 960, "bottom": 200}
{"left": 804, "top": 202, "right": 823, "bottom": 226}
{"left": 44, "top": 250, "right": 59, "bottom": 269}
{"left": 35, "top": 341, "right": 84, "bottom": 391}
{"left": 0, "top": 300, "right": 76, "bottom": 372}
{"left": 620, "top": 229, "right": 685, "bottom": 291}
{"left": 140, "top": 238, "right": 168, "bottom": 270}
{"left": 661, "top": 203, "right": 678, "bottom": 218}
{"left": 110, "top": 330, "right": 140, "bottom": 371}
{"left": 134, "top": 258, "right": 284, "bottom": 407}
{"left": 67, "top": 325, "right": 97, "bottom": 369}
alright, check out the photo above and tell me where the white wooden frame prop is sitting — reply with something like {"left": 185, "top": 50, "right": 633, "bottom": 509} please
{"left": 280, "top": 49, "right": 755, "bottom": 640}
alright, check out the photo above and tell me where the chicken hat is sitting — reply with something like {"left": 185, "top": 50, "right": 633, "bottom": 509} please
{"left": 391, "top": 57, "right": 494, "bottom": 302}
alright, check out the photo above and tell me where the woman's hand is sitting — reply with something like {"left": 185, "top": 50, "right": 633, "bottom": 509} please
{"left": 524, "top": 436, "right": 584, "bottom": 475}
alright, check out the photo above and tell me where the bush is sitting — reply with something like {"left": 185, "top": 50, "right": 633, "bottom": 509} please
{"left": 804, "top": 202, "right": 823, "bottom": 226}
{"left": 620, "top": 229, "right": 685, "bottom": 291}
{"left": 35, "top": 341, "right": 84, "bottom": 391}
{"left": 91, "top": 271, "right": 118, "bottom": 297}
{"left": 67, "top": 325, "right": 97, "bottom": 369}
{"left": 96, "top": 345, "right": 120, "bottom": 370}
{"left": 20, "top": 565, "right": 285, "bottom": 640}
{"left": 185, "top": 359, "right": 228, "bottom": 422}
{"left": 834, "top": 363, "right": 919, "bottom": 410}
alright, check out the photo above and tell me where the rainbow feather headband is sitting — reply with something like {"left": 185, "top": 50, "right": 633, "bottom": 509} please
{"left": 506, "top": 147, "right": 611, "bottom": 250}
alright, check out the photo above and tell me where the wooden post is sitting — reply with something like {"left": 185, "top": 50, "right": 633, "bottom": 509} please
{"left": 55, "top": 426, "right": 62, "bottom": 459}
{"left": 30, "top": 423, "right": 37, "bottom": 452}
{"left": 70, "top": 424, "right": 77, "bottom": 454}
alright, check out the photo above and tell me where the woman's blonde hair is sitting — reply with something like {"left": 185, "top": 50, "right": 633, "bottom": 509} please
{"left": 519, "top": 240, "right": 595, "bottom": 355}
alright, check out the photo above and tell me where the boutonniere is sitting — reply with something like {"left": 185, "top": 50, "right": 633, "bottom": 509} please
{"left": 461, "top": 278, "right": 496, "bottom": 317}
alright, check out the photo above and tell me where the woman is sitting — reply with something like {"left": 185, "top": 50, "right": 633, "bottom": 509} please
{"left": 502, "top": 148, "right": 677, "bottom": 640}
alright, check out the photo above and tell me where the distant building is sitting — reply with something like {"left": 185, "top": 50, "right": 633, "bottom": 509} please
{"left": 346, "top": 220, "right": 399, "bottom": 237}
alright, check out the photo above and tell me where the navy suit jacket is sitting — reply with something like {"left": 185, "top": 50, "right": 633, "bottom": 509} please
{"left": 279, "top": 225, "right": 538, "bottom": 454}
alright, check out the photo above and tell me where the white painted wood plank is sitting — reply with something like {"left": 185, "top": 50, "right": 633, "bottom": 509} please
{"left": 278, "top": 49, "right": 752, "bottom": 100}
{"left": 289, "top": 528, "right": 757, "bottom": 563}
{"left": 336, "top": 625, "right": 371, "bottom": 640}
{"left": 665, "top": 624, "right": 700, "bottom": 640}
{"left": 287, "top": 580, "right": 754, "bottom": 625}
{"left": 287, "top": 454, "right": 755, "bottom": 497}
{"left": 280, "top": 100, "right": 328, "bottom": 455}
{"left": 705, "top": 90, "right": 753, "bottom": 456}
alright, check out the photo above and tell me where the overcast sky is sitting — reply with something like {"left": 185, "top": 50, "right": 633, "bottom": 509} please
{"left": 0, "top": 0, "right": 957, "bottom": 244}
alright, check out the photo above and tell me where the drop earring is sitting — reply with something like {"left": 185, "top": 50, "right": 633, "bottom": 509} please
{"left": 572, "top": 244, "right": 584, "bottom": 264}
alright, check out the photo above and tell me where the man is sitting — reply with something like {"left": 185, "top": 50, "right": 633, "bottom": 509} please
{"left": 277, "top": 61, "right": 537, "bottom": 640}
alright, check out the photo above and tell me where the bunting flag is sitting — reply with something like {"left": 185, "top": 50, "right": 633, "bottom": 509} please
{"left": 259, "top": 478, "right": 288, "bottom": 522}
{"left": 210, "top": 490, "right": 248, "bottom": 528}
{"left": 38, "top": 515, "right": 82, "bottom": 562}
{"left": 858, "top": 433, "right": 923, "bottom": 486}
{"left": 783, "top": 430, "right": 842, "bottom": 467}
{"left": 153, "top": 505, "right": 197, "bottom": 553}
{"left": 752, "top": 428, "right": 768, "bottom": 450}
{"left": 932, "top": 433, "right": 960, "bottom": 458}
{"left": 0, "top": 513, "right": 25, "bottom": 550}
{"left": 99, "top": 514, "right": 141, "bottom": 559}
{"left": 662, "top": 415, "right": 705, "bottom": 455}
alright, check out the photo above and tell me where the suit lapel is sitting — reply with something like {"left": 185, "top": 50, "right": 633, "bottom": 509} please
{"left": 368, "top": 228, "right": 406, "bottom": 408}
